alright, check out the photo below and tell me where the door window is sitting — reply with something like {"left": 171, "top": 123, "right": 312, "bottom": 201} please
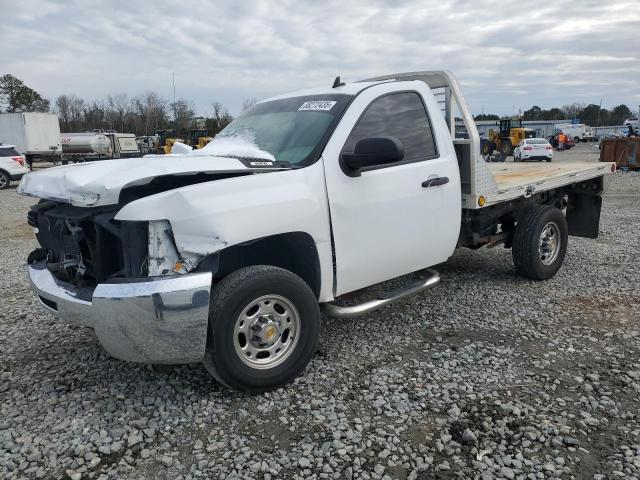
{"left": 342, "top": 92, "right": 438, "bottom": 165}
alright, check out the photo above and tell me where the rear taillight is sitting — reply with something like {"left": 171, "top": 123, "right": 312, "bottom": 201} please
{"left": 11, "top": 156, "right": 25, "bottom": 166}
{"left": 523, "top": 146, "right": 533, "bottom": 150}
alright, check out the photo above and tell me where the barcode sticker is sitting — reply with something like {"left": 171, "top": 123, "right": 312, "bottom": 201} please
{"left": 298, "top": 101, "right": 336, "bottom": 111}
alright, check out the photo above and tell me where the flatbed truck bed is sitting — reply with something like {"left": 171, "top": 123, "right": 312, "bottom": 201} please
{"left": 483, "top": 162, "right": 615, "bottom": 207}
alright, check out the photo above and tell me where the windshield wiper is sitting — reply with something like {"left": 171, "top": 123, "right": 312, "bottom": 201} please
{"left": 273, "top": 160, "right": 303, "bottom": 169}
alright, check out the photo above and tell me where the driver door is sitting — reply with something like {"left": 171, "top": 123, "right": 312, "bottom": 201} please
{"left": 322, "top": 84, "right": 461, "bottom": 296}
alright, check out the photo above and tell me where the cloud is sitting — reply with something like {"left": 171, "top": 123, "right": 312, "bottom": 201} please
{"left": 2, "top": 0, "right": 639, "bottom": 116}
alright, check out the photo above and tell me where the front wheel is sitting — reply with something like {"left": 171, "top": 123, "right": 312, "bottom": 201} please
{"left": 512, "top": 206, "right": 568, "bottom": 280}
{"left": 203, "top": 265, "right": 320, "bottom": 392}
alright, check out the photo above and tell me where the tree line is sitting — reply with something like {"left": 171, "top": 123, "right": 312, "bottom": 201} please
{"left": 475, "top": 103, "right": 636, "bottom": 126}
{"left": 2, "top": 73, "right": 636, "bottom": 137}
{"left": 0, "top": 73, "right": 250, "bottom": 139}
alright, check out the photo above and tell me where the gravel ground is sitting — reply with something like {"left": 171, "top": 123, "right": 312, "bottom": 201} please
{"left": 1, "top": 148, "right": 639, "bottom": 480}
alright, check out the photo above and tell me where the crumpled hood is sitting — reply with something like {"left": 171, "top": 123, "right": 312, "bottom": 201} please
{"left": 17, "top": 155, "right": 284, "bottom": 207}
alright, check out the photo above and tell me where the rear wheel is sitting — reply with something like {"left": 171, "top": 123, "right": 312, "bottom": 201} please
{"left": 512, "top": 206, "right": 568, "bottom": 280}
{"left": 203, "top": 265, "right": 320, "bottom": 392}
{"left": 0, "top": 171, "right": 10, "bottom": 190}
{"left": 481, "top": 141, "right": 494, "bottom": 156}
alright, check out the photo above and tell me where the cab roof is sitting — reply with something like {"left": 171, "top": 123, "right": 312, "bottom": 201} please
{"left": 263, "top": 81, "right": 383, "bottom": 103}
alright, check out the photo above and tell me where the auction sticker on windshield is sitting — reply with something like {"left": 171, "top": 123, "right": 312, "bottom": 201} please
{"left": 298, "top": 101, "right": 337, "bottom": 111}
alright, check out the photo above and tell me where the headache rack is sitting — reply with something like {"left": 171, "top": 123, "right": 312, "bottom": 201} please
{"left": 358, "top": 71, "right": 614, "bottom": 209}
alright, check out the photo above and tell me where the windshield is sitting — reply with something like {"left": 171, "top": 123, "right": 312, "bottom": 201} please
{"left": 199, "top": 94, "right": 352, "bottom": 165}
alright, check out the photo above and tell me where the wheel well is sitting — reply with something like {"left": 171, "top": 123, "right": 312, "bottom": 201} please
{"left": 460, "top": 177, "right": 604, "bottom": 248}
{"left": 197, "top": 232, "right": 322, "bottom": 298}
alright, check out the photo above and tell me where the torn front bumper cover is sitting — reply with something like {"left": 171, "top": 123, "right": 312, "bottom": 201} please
{"left": 28, "top": 260, "right": 212, "bottom": 364}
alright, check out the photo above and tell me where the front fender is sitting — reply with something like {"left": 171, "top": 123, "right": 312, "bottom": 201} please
{"left": 115, "top": 162, "right": 335, "bottom": 301}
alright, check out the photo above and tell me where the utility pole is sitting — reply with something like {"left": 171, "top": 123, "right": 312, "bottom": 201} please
{"left": 597, "top": 98, "right": 602, "bottom": 127}
{"left": 172, "top": 72, "right": 177, "bottom": 127}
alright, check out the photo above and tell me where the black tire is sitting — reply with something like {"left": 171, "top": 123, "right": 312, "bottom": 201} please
{"left": 203, "top": 265, "right": 320, "bottom": 392}
{"left": 0, "top": 170, "right": 10, "bottom": 190}
{"left": 500, "top": 140, "right": 513, "bottom": 156}
{"left": 512, "top": 206, "right": 568, "bottom": 280}
{"left": 481, "top": 141, "right": 493, "bottom": 156}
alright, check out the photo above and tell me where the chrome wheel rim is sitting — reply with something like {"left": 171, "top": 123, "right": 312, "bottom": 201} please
{"left": 0, "top": 174, "right": 8, "bottom": 188}
{"left": 539, "top": 221, "right": 561, "bottom": 265}
{"left": 233, "top": 294, "right": 300, "bottom": 369}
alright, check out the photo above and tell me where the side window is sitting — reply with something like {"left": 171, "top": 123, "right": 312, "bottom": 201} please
{"left": 342, "top": 92, "right": 437, "bottom": 163}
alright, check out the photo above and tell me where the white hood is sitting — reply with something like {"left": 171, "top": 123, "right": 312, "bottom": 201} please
{"left": 17, "top": 155, "right": 284, "bottom": 207}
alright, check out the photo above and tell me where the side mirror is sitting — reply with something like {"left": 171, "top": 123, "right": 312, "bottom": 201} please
{"left": 341, "top": 136, "right": 405, "bottom": 176}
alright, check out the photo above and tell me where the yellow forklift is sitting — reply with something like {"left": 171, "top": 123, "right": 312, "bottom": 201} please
{"left": 482, "top": 119, "right": 535, "bottom": 157}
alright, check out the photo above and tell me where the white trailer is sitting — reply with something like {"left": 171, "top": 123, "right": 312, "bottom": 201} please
{"left": 0, "top": 113, "right": 62, "bottom": 165}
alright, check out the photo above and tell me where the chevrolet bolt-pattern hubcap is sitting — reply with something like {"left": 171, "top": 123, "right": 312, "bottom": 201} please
{"left": 233, "top": 295, "right": 300, "bottom": 369}
{"left": 539, "top": 221, "right": 561, "bottom": 265}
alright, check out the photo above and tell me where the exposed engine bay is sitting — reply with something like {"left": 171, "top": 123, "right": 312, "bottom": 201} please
{"left": 28, "top": 201, "right": 148, "bottom": 288}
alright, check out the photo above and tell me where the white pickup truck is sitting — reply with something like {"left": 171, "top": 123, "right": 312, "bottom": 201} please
{"left": 19, "top": 71, "right": 614, "bottom": 391}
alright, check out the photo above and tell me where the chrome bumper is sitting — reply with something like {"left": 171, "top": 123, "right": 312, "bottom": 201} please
{"left": 28, "top": 261, "right": 212, "bottom": 364}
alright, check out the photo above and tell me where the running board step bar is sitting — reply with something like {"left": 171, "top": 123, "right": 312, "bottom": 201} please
{"left": 321, "top": 269, "right": 440, "bottom": 318}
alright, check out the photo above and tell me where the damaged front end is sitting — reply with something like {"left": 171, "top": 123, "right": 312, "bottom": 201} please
{"left": 26, "top": 201, "right": 212, "bottom": 364}
{"left": 28, "top": 201, "right": 148, "bottom": 287}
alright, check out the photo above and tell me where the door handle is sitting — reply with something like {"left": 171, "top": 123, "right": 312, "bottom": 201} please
{"left": 421, "top": 176, "right": 449, "bottom": 188}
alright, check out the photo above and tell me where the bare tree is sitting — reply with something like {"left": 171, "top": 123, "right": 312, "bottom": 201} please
{"left": 133, "top": 92, "right": 168, "bottom": 135}
{"left": 170, "top": 99, "right": 195, "bottom": 139}
{"left": 55, "top": 95, "right": 86, "bottom": 131}
{"left": 210, "top": 101, "right": 233, "bottom": 134}
{"left": 105, "top": 93, "right": 133, "bottom": 132}
{"left": 561, "top": 103, "right": 585, "bottom": 120}
{"left": 83, "top": 100, "right": 106, "bottom": 131}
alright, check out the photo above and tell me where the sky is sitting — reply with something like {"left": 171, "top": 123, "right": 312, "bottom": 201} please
{"left": 2, "top": 0, "right": 639, "bottom": 117}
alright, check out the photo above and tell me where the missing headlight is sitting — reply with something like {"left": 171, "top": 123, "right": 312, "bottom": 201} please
{"left": 147, "top": 220, "right": 202, "bottom": 276}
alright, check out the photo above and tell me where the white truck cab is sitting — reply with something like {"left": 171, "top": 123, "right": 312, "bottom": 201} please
{"left": 19, "top": 71, "right": 615, "bottom": 391}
